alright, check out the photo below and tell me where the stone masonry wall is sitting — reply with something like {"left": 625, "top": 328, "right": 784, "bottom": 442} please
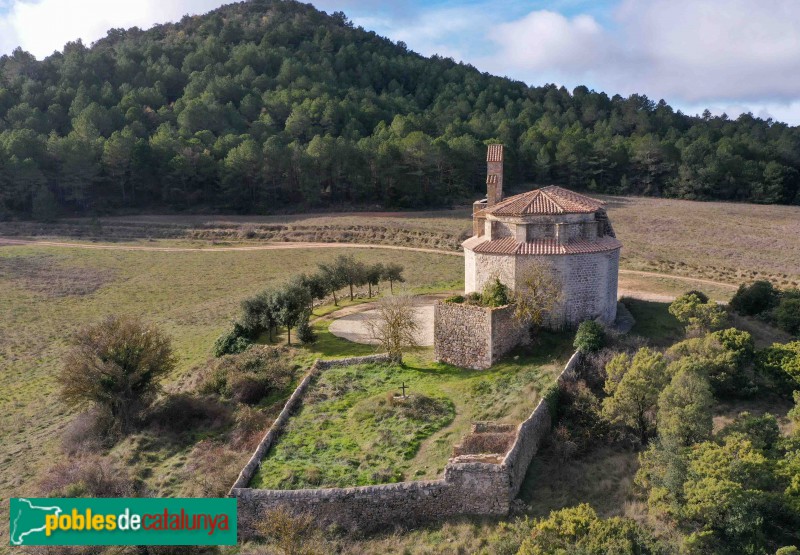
{"left": 504, "top": 351, "right": 581, "bottom": 497}
{"left": 230, "top": 351, "right": 581, "bottom": 535}
{"left": 434, "top": 302, "right": 526, "bottom": 370}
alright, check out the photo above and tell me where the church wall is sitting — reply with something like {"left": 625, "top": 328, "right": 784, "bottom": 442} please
{"left": 469, "top": 251, "right": 515, "bottom": 294}
{"left": 434, "top": 302, "right": 526, "bottom": 370}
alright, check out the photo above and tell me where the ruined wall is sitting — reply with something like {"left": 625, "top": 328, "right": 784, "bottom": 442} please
{"left": 504, "top": 351, "right": 581, "bottom": 496}
{"left": 231, "top": 351, "right": 582, "bottom": 535}
{"left": 434, "top": 302, "right": 526, "bottom": 370}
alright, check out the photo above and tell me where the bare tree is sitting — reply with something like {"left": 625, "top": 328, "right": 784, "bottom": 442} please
{"left": 513, "top": 262, "right": 563, "bottom": 329}
{"left": 366, "top": 294, "right": 419, "bottom": 363}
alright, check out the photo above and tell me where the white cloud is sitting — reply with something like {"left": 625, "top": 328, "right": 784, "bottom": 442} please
{"left": 480, "top": 0, "right": 800, "bottom": 110}
{"left": 0, "top": 0, "right": 227, "bottom": 59}
{"left": 488, "top": 11, "right": 613, "bottom": 75}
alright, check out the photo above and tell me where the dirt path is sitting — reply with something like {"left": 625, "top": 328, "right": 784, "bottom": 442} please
{"left": 0, "top": 237, "right": 737, "bottom": 291}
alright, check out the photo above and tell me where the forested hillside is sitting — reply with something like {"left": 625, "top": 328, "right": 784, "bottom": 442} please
{"left": 1, "top": 0, "right": 799, "bottom": 218}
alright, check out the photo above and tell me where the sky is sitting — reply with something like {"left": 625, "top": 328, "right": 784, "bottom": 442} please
{"left": 2, "top": 0, "right": 800, "bottom": 125}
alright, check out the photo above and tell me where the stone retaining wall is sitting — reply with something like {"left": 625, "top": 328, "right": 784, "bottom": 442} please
{"left": 230, "top": 351, "right": 581, "bottom": 534}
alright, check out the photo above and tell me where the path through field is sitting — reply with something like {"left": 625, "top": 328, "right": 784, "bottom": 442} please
{"left": 0, "top": 237, "right": 738, "bottom": 295}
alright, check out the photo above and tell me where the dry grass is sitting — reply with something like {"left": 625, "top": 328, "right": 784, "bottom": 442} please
{"left": 0, "top": 243, "right": 461, "bottom": 547}
{"left": 601, "top": 195, "right": 800, "bottom": 287}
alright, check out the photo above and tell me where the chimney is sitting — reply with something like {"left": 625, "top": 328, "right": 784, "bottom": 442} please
{"left": 486, "top": 144, "right": 503, "bottom": 206}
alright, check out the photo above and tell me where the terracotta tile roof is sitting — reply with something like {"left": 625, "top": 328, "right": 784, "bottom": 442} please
{"left": 483, "top": 186, "right": 604, "bottom": 216}
{"left": 487, "top": 144, "right": 503, "bottom": 162}
{"left": 466, "top": 236, "right": 622, "bottom": 256}
{"left": 486, "top": 174, "right": 499, "bottom": 184}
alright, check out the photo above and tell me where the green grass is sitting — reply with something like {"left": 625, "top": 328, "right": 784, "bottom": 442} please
{"left": 623, "top": 298, "right": 685, "bottom": 346}
{"left": 251, "top": 334, "right": 573, "bottom": 490}
{"left": 0, "top": 242, "right": 462, "bottom": 546}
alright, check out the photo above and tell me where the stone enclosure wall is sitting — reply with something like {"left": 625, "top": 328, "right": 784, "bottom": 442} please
{"left": 433, "top": 301, "right": 528, "bottom": 370}
{"left": 230, "top": 351, "right": 582, "bottom": 535}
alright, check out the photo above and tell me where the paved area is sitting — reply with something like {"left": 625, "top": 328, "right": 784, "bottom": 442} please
{"left": 329, "top": 303, "right": 436, "bottom": 346}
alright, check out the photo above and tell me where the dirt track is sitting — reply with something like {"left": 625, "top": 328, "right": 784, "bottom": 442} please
{"left": 0, "top": 236, "right": 737, "bottom": 292}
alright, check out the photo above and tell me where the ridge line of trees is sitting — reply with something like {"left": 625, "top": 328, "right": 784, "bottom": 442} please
{"left": 1, "top": 0, "right": 800, "bottom": 221}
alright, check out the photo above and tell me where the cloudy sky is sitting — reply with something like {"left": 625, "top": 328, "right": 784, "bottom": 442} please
{"left": 1, "top": 0, "right": 800, "bottom": 124}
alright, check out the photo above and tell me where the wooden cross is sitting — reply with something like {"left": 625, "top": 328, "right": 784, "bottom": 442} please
{"left": 400, "top": 382, "right": 408, "bottom": 397}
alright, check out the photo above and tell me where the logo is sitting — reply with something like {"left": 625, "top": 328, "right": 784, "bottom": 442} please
{"left": 9, "top": 498, "right": 237, "bottom": 546}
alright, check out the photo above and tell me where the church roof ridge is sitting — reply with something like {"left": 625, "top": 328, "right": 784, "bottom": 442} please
{"left": 483, "top": 185, "right": 604, "bottom": 216}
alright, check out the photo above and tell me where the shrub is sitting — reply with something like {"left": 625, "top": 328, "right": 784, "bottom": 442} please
{"left": 444, "top": 294, "right": 464, "bottom": 304}
{"left": 517, "top": 504, "right": 662, "bottom": 555}
{"left": 199, "top": 346, "right": 294, "bottom": 404}
{"left": 758, "top": 341, "right": 800, "bottom": 391}
{"left": 213, "top": 322, "right": 252, "bottom": 357}
{"left": 296, "top": 311, "right": 316, "bottom": 344}
{"left": 717, "top": 412, "right": 781, "bottom": 451}
{"left": 39, "top": 455, "right": 140, "bottom": 498}
{"left": 669, "top": 292, "right": 728, "bottom": 334}
{"left": 465, "top": 291, "right": 482, "bottom": 304}
{"left": 730, "top": 280, "right": 779, "bottom": 316}
{"left": 574, "top": 320, "right": 606, "bottom": 354}
{"left": 775, "top": 296, "right": 800, "bottom": 335}
{"left": 146, "top": 393, "right": 231, "bottom": 434}
{"left": 686, "top": 290, "right": 710, "bottom": 304}
{"left": 481, "top": 277, "right": 511, "bottom": 307}
{"left": 60, "top": 315, "right": 176, "bottom": 435}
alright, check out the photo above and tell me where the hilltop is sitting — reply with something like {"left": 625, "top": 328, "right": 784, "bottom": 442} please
{"left": 1, "top": 0, "right": 799, "bottom": 219}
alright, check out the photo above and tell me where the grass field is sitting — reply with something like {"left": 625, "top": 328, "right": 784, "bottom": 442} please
{"left": 252, "top": 335, "right": 572, "bottom": 490}
{"left": 0, "top": 243, "right": 462, "bottom": 547}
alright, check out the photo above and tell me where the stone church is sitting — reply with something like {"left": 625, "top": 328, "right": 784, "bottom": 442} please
{"left": 463, "top": 144, "right": 621, "bottom": 328}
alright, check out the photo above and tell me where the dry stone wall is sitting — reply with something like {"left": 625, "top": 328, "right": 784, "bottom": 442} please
{"left": 231, "top": 350, "right": 581, "bottom": 535}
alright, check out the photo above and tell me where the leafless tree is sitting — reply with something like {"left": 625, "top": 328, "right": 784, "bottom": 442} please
{"left": 366, "top": 294, "right": 419, "bottom": 363}
{"left": 513, "top": 262, "right": 563, "bottom": 329}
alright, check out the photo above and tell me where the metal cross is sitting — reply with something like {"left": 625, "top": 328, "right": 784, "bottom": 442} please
{"left": 400, "top": 382, "right": 408, "bottom": 397}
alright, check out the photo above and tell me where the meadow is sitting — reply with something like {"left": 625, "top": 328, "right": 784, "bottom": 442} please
{"left": 0, "top": 244, "right": 462, "bottom": 547}
{"left": 252, "top": 334, "right": 572, "bottom": 490}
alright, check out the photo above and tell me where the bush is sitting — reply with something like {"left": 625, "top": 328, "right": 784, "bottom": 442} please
{"left": 686, "top": 289, "right": 710, "bottom": 304}
{"left": 669, "top": 292, "right": 728, "bottom": 334}
{"left": 481, "top": 278, "right": 511, "bottom": 307}
{"left": 758, "top": 341, "right": 800, "bottom": 391}
{"left": 61, "top": 315, "right": 176, "bottom": 435}
{"left": 199, "top": 346, "right": 294, "bottom": 404}
{"left": 775, "top": 296, "right": 800, "bottom": 335}
{"left": 39, "top": 455, "right": 140, "bottom": 498}
{"left": 730, "top": 280, "right": 779, "bottom": 316}
{"left": 213, "top": 322, "right": 252, "bottom": 357}
{"left": 574, "top": 320, "right": 606, "bottom": 354}
{"left": 444, "top": 294, "right": 464, "bottom": 304}
{"left": 296, "top": 311, "right": 315, "bottom": 344}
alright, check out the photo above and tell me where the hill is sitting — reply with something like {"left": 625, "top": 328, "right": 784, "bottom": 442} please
{"left": 1, "top": 0, "right": 799, "bottom": 219}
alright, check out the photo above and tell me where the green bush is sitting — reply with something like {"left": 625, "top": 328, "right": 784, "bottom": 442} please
{"left": 758, "top": 341, "right": 800, "bottom": 391}
{"left": 444, "top": 295, "right": 464, "bottom": 304}
{"left": 573, "top": 320, "right": 606, "bottom": 354}
{"left": 296, "top": 312, "right": 315, "bottom": 344}
{"left": 213, "top": 322, "right": 252, "bottom": 357}
{"left": 775, "top": 296, "right": 800, "bottom": 335}
{"left": 481, "top": 278, "right": 511, "bottom": 307}
{"left": 465, "top": 291, "right": 482, "bottom": 304}
{"left": 730, "top": 280, "right": 779, "bottom": 316}
{"left": 200, "top": 346, "right": 293, "bottom": 404}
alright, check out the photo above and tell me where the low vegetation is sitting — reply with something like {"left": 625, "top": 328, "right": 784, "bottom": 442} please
{"left": 251, "top": 339, "right": 571, "bottom": 490}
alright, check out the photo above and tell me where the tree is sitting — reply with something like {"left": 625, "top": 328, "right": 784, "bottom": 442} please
{"left": 602, "top": 347, "right": 669, "bottom": 442}
{"left": 272, "top": 281, "right": 311, "bottom": 345}
{"left": 517, "top": 504, "right": 662, "bottom": 555}
{"left": 512, "top": 262, "right": 562, "bottom": 329}
{"left": 317, "top": 260, "right": 346, "bottom": 306}
{"left": 730, "top": 281, "right": 779, "bottom": 316}
{"left": 364, "top": 263, "right": 384, "bottom": 298}
{"left": 669, "top": 292, "right": 728, "bottom": 334}
{"left": 775, "top": 296, "right": 800, "bottom": 336}
{"left": 382, "top": 263, "right": 405, "bottom": 294}
{"left": 574, "top": 320, "right": 606, "bottom": 354}
{"left": 61, "top": 315, "right": 176, "bottom": 433}
{"left": 365, "top": 294, "right": 419, "bottom": 363}
{"left": 657, "top": 368, "right": 714, "bottom": 446}
{"left": 758, "top": 341, "right": 800, "bottom": 390}
{"left": 299, "top": 272, "right": 328, "bottom": 310}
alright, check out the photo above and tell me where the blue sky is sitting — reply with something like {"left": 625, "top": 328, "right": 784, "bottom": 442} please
{"left": 2, "top": 0, "right": 800, "bottom": 124}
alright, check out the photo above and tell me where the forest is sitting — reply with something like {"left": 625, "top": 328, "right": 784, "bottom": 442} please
{"left": 1, "top": 0, "right": 799, "bottom": 219}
